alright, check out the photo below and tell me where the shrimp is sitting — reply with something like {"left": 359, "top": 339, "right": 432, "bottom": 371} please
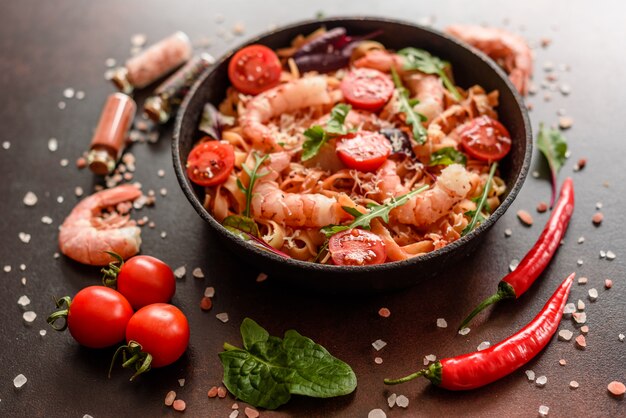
{"left": 240, "top": 75, "right": 331, "bottom": 151}
{"left": 445, "top": 25, "right": 533, "bottom": 96}
{"left": 375, "top": 160, "right": 408, "bottom": 201}
{"left": 58, "top": 184, "right": 142, "bottom": 266}
{"left": 250, "top": 180, "right": 352, "bottom": 228}
{"left": 392, "top": 164, "right": 473, "bottom": 227}
{"left": 353, "top": 50, "right": 405, "bottom": 74}
{"left": 404, "top": 73, "right": 445, "bottom": 123}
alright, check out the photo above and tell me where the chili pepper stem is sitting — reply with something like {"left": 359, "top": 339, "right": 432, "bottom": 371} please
{"left": 384, "top": 370, "right": 427, "bottom": 385}
{"left": 384, "top": 362, "right": 442, "bottom": 386}
{"left": 458, "top": 281, "right": 516, "bottom": 330}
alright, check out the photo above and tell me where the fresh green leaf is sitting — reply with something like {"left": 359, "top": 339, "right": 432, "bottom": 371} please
{"left": 320, "top": 224, "right": 350, "bottom": 238}
{"left": 238, "top": 153, "right": 269, "bottom": 218}
{"left": 398, "top": 47, "right": 463, "bottom": 101}
{"left": 429, "top": 147, "right": 467, "bottom": 166}
{"left": 471, "top": 195, "right": 491, "bottom": 214}
{"left": 220, "top": 318, "right": 357, "bottom": 410}
{"left": 536, "top": 123, "right": 568, "bottom": 207}
{"left": 390, "top": 67, "right": 428, "bottom": 144}
{"left": 462, "top": 162, "right": 497, "bottom": 236}
{"left": 302, "top": 104, "right": 351, "bottom": 161}
{"left": 223, "top": 215, "right": 260, "bottom": 238}
{"left": 340, "top": 206, "right": 363, "bottom": 218}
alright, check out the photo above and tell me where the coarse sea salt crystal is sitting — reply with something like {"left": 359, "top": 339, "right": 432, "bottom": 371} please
{"left": 178, "top": 378, "right": 185, "bottom": 387}
{"left": 588, "top": 288, "right": 598, "bottom": 301}
{"left": 41, "top": 216, "right": 53, "bottom": 224}
{"left": 17, "top": 295, "right": 30, "bottom": 307}
{"left": 387, "top": 393, "right": 397, "bottom": 408}
{"left": 23, "top": 192, "right": 38, "bottom": 206}
{"left": 578, "top": 277, "right": 588, "bottom": 285}
{"left": 372, "top": 339, "right": 387, "bottom": 351}
{"left": 216, "top": 312, "right": 229, "bottom": 323}
{"left": 458, "top": 327, "right": 471, "bottom": 336}
{"left": 536, "top": 375, "right": 547, "bottom": 387}
{"left": 618, "top": 334, "right": 625, "bottom": 342}
{"left": 425, "top": 354, "right": 436, "bottom": 362}
{"left": 477, "top": 341, "right": 491, "bottom": 351}
{"left": 504, "top": 228, "right": 512, "bottom": 237}
{"left": 395, "top": 395, "right": 409, "bottom": 408}
{"left": 229, "top": 411, "right": 239, "bottom": 418}
{"left": 570, "top": 380, "right": 579, "bottom": 389}
{"left": 558, "top": 329, "right": 573, "bottom": 341}
{"left": 368, "top": 409, "right": 387, "bottom": 418}
{"left": 19, "top": 232, "right": 31, "bottom": 243}
{"left": 573, "top": 312, "right": 587, "bottom": 324}
{"left": 525, "top": 370, "right": 535, "bottom": 381}
{"left": 192, "top": 268, "right": 204, "bottom": 279}
{"left": 4, "top": 265, "right": 11, "bottom": 273}
{"left": 75, "top": 91, "right": 85, "bottom": 100}
{"left": 563, "top": 303, "right": 576, "bottom": 315}
{"left": 606, "top": 251, "right": 616, "bottom": 260}
{"left": 13, "top": 374, "right": 27, "bottom": 388}
{"left": 577, "top": 236, "right": 585, "bottom": 244}
{"left": 539, "top": 405, "right": 549, "bottom": 417}
{"left": 436, "top": 318, "right": 447, "bottom": 328}
{"left": 2, "top": 141, "right": 10, "bottom": 150}
{"left": 577, "top": 300, "right": 585, "bottom": 310}
{"left": 204, "top": 287, "right": 215, "bottom": 298}
{"left": 174, "top": 266, "right": 186, "bottom": 279}
{"left": 509, "top": 259, "right": 519, "bottom": 272}
{"left": 23, "top": 311, "right": 36, "bottom": 322}
{"left": 39, "top": 329, "right": 46, "bottom": 337}
{"left": 48, "top": 137, "right": 58, "bottom": 152}
{"left": 374, "top": 357, "right": 383, "bottom": 364}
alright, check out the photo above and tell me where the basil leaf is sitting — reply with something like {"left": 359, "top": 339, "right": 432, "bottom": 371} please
{"left": 537, "top": 123, "right": 568, "bottom": 207}
{"left": 301, "top": 125, "right": 327, "bottom": 161}
{"left": 220, "top": 318, "right": 357, "bottom": 410}
{"left": 198, "top": 103, "right": 234, "bottom": 140}
{"left": 390, "top": 67, "right": 428, "bottom": 144}
{"left": 429, "top": 147, "right": 467, "bottom": 166}
{"left": 302, "top": 104, "right": 352, "bottom": 161}
{"left": 398, "top": 47, "right": 463, "bottom": 101}
{"left": 326, "top": 103, "right": 351, "bottom": 135}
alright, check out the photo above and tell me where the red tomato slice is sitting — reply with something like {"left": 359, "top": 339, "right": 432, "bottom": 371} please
{"left": 187, "top": 139, "right": 235, "bottom": 187}
{"left": 228, "top": 44, "right": 282, "bottom": 95}
{"left": 336, "top": 131, "right": 392, "bottom": 172}
{"left": 457, "top": 115, "right": 512, "bottom": 162}
{"left": 328, "top": 229, "right": 386, "bottom": 266}
{"left": 341, "top": 68, "right": 394, "bottom": 111}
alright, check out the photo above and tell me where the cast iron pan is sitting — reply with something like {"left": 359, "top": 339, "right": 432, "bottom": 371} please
{"left": 172, "top": 17, "right": 531, "bottom": 292}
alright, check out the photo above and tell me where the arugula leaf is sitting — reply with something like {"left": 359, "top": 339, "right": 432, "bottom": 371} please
{"left": 429, "top": 147, "right": 467, "bottom": 166}
{"left": 536, "top": 123, "right": 568, "bottom": 208}
{"left": 390, "top": 67, "right": 428, "bottom": 144}
{"left": 462, "top": 162, "right": 497, "bottom": 236}
{"left": 398, "top": 47, "right": 463, "bottom": 101}
{"left": 236, "top": 153, "right": 269, "bottom": 218}
{"left": 219, "top": 318, "right": 357, "bottom": 410}
{"left": 301, "top": 104, "right": 351, "bottom": 161}
{"left": 198, "top": 103, "right": 235, "bottom": 140}
{"left": 223, "top": 215, "right": 260, "bottom": 238}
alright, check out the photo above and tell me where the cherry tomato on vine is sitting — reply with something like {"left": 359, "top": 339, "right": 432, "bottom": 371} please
{"left": 341, "top": 68, "right": 394, "bottom": 111}
{"left": 336, "top": 131, "right": 392, "bottom": 172}
{"left": 328, "top": 229, "right": 386, "bottom": 266}
{"left": 116, "top": 255, "right": 176, "bottom": 310}
{"left": 47, "top": 286, "right": 133, "bottom": 349}
{"left": 186, "top": 139, "right": 235, "bottom": 187}
{"left": 228, "top": 44, "right": 282, "bottom": 95}
{"left": 457, "top": 115, "right": 512, "bottom": 162}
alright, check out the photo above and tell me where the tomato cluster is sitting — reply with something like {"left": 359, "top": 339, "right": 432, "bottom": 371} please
{"left": 48, "top": 254, "right": 189, "bottom": 380}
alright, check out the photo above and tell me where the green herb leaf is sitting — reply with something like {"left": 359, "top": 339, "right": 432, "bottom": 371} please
{"left": 429, "top": 147, "right": 467, "bottom": 166}
{"left": 390, "top": 67, "right": 428, "bottom": 144}
{"left": 320, "top": 224, "right": 350, "bottom": 238}
{"left": 223, "top": 215, "right": 260, "bottom": 238}
{"left": 238, "top": 153, "right": 269, "bottom": 218}
{"left": 398, "top": 47, "right": 463, "bottom": 101}
{"left": 220, "top": 318, "right": 357, "bottom": 410}
{"left": 536, "top": 123, "right": 568, "bottom": 207}
{"left": 302, "top": 104, "right": 351, "bottom": 161}
{"left": 462, "top": 162, "right": 497, "bottom": 236}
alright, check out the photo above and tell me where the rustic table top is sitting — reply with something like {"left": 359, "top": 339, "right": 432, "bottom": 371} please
{"left": 1, "top": 1, "right": 624, "bottom": 417}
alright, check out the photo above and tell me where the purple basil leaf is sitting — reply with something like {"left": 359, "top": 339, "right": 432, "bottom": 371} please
{"left": 198, "top": 103, "right": 234, "bottom": 140}
{"left": 380, "top": 128, "right": 415, "bottom": 156}
{"left": 294, "top": 27, "right": 347, "bottom": 58}
{"left": 294, "top": 53, "right": 350, "bottom": 73}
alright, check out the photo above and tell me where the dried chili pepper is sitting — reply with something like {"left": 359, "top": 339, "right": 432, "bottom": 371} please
{"left": 384, "top": 272, "right": 574, "bottom": 390}
{"left": 458, "top": 177, "right": 574, "bottom": 330}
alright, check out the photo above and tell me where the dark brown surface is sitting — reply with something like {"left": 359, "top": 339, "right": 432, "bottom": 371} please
{"left": 0, "top": 1, "right": 624, "bottom": 417}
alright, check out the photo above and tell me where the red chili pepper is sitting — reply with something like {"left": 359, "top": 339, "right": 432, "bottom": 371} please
{"left": 458, "top": 177, "right": 574, "bottom": 330}
{"left": 384, "top": 272, "right": 574, "bottom": 390}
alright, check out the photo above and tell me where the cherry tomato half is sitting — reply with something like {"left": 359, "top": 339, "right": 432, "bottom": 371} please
{"left": 336, "top": 131, "right": 392, "bottom": 172}
{"left": 187, "top": 139, "right": 235, "bottom": 187}
{"left": 228, "top": 44, "right": 282, "bottom": 95}
{"left": 126, "top": 303, "right": 190, "bottom": 368}
{"left": 456, "top": 115, "right": 512, "bottom": 162}
{"left": 117, "top": 255, "right": 176, "bottom": 310}
{"left": 67, "top": 286, "right": 133, "bottom": 349}
{"left": 341, "top": 68, "right": 394, "bottom": 111}
{"left": 328, "top": 229, "right": 386, "bottom": 266}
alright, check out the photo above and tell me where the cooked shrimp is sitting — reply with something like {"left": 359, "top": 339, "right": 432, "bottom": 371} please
{"left": 251, "top": 180, "right": 351, "bottom": 227}
{"left": 375, "top": 160, "right": 408, "bottom": 200}
{"left": 58, "top": 184, "right": 142, "bottom": 266}
{"left": 240, "top": 75, "right": 331, "bottom": 151}
{"left": 353, "top": 50, "right": 405, "bottom": 74}
{"left": 392, "top": 164, "right": 473, "bottom": 227}
{"left": 445, "top": 25, "right": 533, "bottom": 96}
{"left": 404, "top": 73, "right": 445, "bottom": 123}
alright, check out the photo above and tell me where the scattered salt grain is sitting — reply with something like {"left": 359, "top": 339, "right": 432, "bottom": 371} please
{"left": 160, "top": 231, "right": 167, "bottom": 239}
{"left": 395, "top": 395, "right": 409, "bottom": 408}
{"left": 105, "top": 58, "right": 116, "bottom": 67}
{"left": 76, "top": 91, "right": 85, "bottom": 100}
{"left": 517, "top": 209, "right": 533, "bottom": 226}
{"left": 159, "top": 188, "right": 167, "bottom": 196}
{"left": 436, "top": 318, "right": 447, "bottom": 328}
{"left": 58, "top": 101, "right": 66, "bottom": 110}
{"left": 577, "top": 299, "right": 585, "bottom": 311}
{"left": 256, "top": 272, "right": 268, "bottom": 282}
{"left": 131, "top": 33, "right": 147, "bottom": 47}
{"left": 19, "top": 264, "right": 26, "bottom": 271}
{"left": 174, "top": 266, "right": 186, "bottom": 279}
{"left": 536, "top": 202, "right": 548, "bottom": 213}
{"left": 229, "top": 411, "right": 240, "bottom": 418}
{"left": 558, "top": 116, "right": 573, "bottom": 129}
{"left": 39, "top": 329, "right": 46, "bottom": 337}
{"left": 3, "top": 265, "right": 11, "bottom": 273}
{"left": 477, "top": 341, "right": 491, "bottom": 351}
{"left": 207, "top": 386, "right": 218, "bottom": 398}
{"left": 576, "top": 259, "right": 583, "bottom": 266}
{"left": 13, "top": 374, "right": 27, "bottom": 388}
{"left": 559, "top": 359, "right": 567, "bottom": 366}
{"left": 570, "top": 380, "right": 579, "bottom": 389}
{"left": 41, "top": 216, "right": 53, "bottom": 224}
{"left": 57, "top": 196, "right": 64, "bottom": 203}
{"left": 2, "top": 141, "right": 10, "bottom": 150}
{"left": 368, "top": 409, "right": 386, "bottom": 418}
{"left": 63, "top": 88, "right": 75, "bottom": 99}
{"left": 538, "top": 405, "right": 549, "bottom": 417}
{"left": 578, "top": 277, "right": 588, "bottom": 285}
{"left": 232, "top": 403, "right": 239, "bottom": 410}
{"left": 535, "top": 375, "right": 547, "bottom": 387}
{"left": 606, "top": 250, "right": 616, "bottom": 260}
{"left": 618, "top": 334, "right": 625, "bottom": 342}
{"left": 563, "top": 303, "right": 576, "bottom": 315}
{"left": 60, "top": 158, "right": 69, "bottom": 167}
{"left": 560, "top": 84, "right": 571, "bottom": 95}
{"left": 588, "top": 288, "right": 598, "bottom": 301}
{"left": 575, "top": 334, "right": 586, "bottom": 349}
{"left": 19, "top": 232, "right": 31, "bottom": 244}
{"left": 607, "top": 381, "right": 626, "bottom": 397}
{"left": 378, "top": 307, "right": 391, "bottom": 318}
{"left": 23, "top": 311, "right": 36, "bottom": 323}
{"left": 178, "top": 378, "right": 185, "bottom": 387}
{"left": 74, "top": 186, "right": 84, "bottom": 197}
{"left": 577, "top": 236, "right": 585, "bottom": 244}
{"left": 172, "top": 399, "right": 186, "bottom": 411}
{"left": 157, "top": 169, "right": 165, "bottom": 177}
{"left": 232, "top": 22, "right": 246, "bottom": 35}
{"left": 217, "top": 387, "right": 227, "bottom": 398}
{"left": 572, "top": 312, "right": 587, "bottom": 324}
{"left": 372, "top": 339, "right": 387, "bottom": 351}
{"left": 204, "top": 287, "right": 215, "bottom": 298}
{"left": 504, "top": 228, "right": 512, "bottom": 237}
{"left": 17, "top": 295, "right": 30, "bottom": 307}
{"left": 387, "top": 393, "right": 397, "bottom": 408}
{"left": 509, "top": 259, "right": 519, "bottom": 272}
{"left": 216, "top": 312, "right": 229, "bottom": 323}
{"left": 21, "top": 277, "right": 27, "bottom": 285}
{"left": 600, "top": 250, "right": 606, "bottom": 258}
{"left": 192, "top": 267, "right": 205, "bottom": 279}
{"left": 165, "top": 390, "right": 176, "bottom": 406}
{"left": 525, "top": 370, "right": 535, "bottom": 381}
{"left": 558, "top": 329, "right": 573, "bottom": 341}
{"left": 374, "top": 357, "right": 383, "bottom": 364}
{"left": 425, "top": 354, "right": 437, "bottom": 363}
{"left": 23, "top": 191, "right": 38, "bottom": 206}
{"left": 458, "top": 327, "right": 471, "bottom": 336}
{"left": 532, "top": 170, "right": 540, "bottom": 178}
{"left": 580, "top": 326, "right": 589, "bottom": 335}
{"left": 605, "top": 279, "right": 613, "bottom": 289}
{"left": 83, "top": 415, "right": 93, "bottom": 418}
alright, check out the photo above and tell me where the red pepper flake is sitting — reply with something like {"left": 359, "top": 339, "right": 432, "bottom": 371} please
{"left": 244, "top": 407, "right": 260, "bottom": 418}
{"left": 378, "top": 307, "right": 391, "bottom": 318}
{"left": 577, "top": 158, "right": 587, "bottom": 170}
{"left": 575, "top": 334, "right": 586, "bottom": 349}
{"left": 76, "top": 157, "right": 87, "bottom": 169}
{"left": 207, "top": 386, "right": 218, "bottom": 398}
{"left": 217, "top": 386, "right": 227, "bottom": 398}
{"left": 592, "top": 212, "right": 604, "bottom": 225}
{"left": 559, "top": 359, "right": 567, "bottom": 366}
{"left": 605, "top": 279, "right": 613, "bottom": 289}
{"left": 517, "top": 209, "right": 533, "bottom": 226}
{"left": 536, "top": 202, "right": 548, "bottom": 213}
{"left": 200, "top": 296, "right": 213, "bottom": 311}
{"left": 608, "top": 381, "right": 626, "bottom": 397}
{"left": 172, "top": 399, "right": 186, "bottom": 412}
